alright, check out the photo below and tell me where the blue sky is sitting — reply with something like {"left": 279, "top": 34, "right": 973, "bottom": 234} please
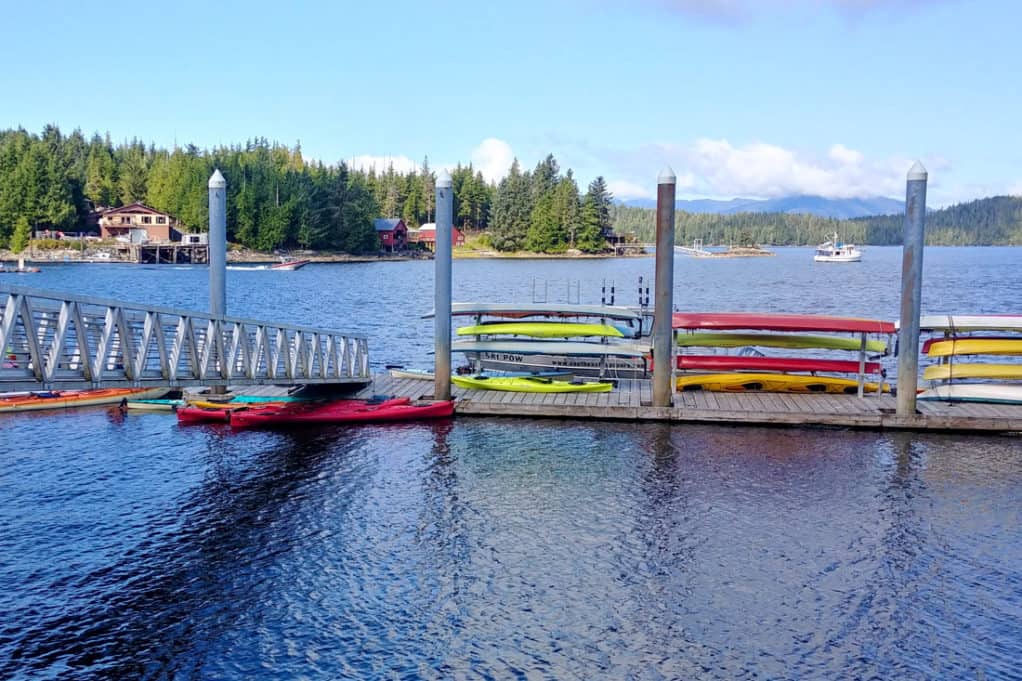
{"left": 3, "top": 0, "right": 1019, "bottom": 206}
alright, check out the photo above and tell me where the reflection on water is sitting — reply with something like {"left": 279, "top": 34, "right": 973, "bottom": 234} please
{"left": 3, "top": 249, "right": 1022, "bottom": 678}
{"left": 4, "top": 412, "right": 1019, "bottom": 679}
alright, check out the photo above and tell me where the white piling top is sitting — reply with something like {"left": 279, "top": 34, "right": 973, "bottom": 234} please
{"left": 907, "top": 161, "right": 928, "bottom": 181}
{"left": 658, "top": 165, "right": 676, "bottom": 184}
{"left": 208, "top": 169, "right": 226, "bottom": 189}
{"left": 436, "top": 169, "right": 452, "bottom": 188}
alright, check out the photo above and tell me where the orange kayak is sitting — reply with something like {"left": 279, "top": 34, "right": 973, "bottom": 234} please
{"left": 0, "top": 387, "right": 169, "bottom": 413}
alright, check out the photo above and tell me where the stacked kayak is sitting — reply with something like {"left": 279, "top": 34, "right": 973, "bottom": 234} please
{"left": 916, "top": 315, "right": 1022, "bottom": 404}
{"left": 673, "top": 312, "right": 894, "bottom": 396}
{"left": 229, "top": 398, "right": 454, "bottom": 428}
{"left": 452, "top": 375, "right": 613, "bottom": 393}
{"left": 0, "top": 387, "right": 168, "bottom": 413}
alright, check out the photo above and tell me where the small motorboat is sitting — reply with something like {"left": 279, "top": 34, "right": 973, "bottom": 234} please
{"left": 814, "top": 233, "right": 862, "bottom": 262}
{"left": 229, "top": 397, "right": 454, "bottom": 427}
{"left": 270, "top": 257, "right": 311, "bottom": 271}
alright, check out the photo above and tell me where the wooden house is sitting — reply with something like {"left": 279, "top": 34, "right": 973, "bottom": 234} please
{"left": 99, "top": 203, "right": 182, "bottom": 242}
{"left": 373, "top": 218, "right": 408, "bottom": 252}
{"left": 416, "top": 223, "right": 465, "bottom": 251}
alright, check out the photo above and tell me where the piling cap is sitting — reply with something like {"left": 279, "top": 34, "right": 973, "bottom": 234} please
{"left": 907, "top": 161, "right": 927, "bottom": 181}
{"left": 658, "top": 165, "right": 677, "bottom": 184}
{"left": 208, "top": 169, "right": 226, "bottom": 189}
{"left": 436, "top": 169, "right": 452, "bottom": 189}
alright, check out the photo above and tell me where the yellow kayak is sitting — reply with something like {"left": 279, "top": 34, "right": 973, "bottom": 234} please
{"left": 926, "top": 338, "right": 1022, "bottom": 357}
{"left": 186, "top": 399, "right": 284, "bottom": 410}
{"left": 676, "top": 372, "right": 889, "bottom": 394}
{"left": 457, "top": 322, "right": 624, "bottom": 338}
{"left": 923, "top": 363, "right": 1022, "bottom": 381}
{"left": 452, "top": 375, "right": 613, "bottom": 393}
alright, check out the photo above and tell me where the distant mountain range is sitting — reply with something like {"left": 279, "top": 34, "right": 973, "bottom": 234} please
{"left": 622, "top": 195, "right": 904, "bottom": 219}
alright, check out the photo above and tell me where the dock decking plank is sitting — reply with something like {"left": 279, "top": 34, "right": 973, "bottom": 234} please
{"left": 346, "top": 374, "right": 1022, "bottom": 432}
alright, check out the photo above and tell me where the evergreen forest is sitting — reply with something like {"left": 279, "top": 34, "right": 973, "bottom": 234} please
{"left": 0, "top": 126, "right": 613, "bottom": 254}
{"left": 611, "top": 195, "right": 1022, "bottom": 247}
{"left": 2, "top": 125, "right": 1019, "bottom": 253}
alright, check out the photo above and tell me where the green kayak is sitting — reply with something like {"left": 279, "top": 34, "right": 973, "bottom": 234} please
{"left": 457, "top": 322, "right": 624, "bottom": 338}
{"left": 675, "top": 332, "right": 887, "bottom": 353}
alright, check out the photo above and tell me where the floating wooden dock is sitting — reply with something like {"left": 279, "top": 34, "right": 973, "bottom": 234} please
{"left": 131, "top": 243, "right": 209, "bottom": 264}
{"left": 340, "top": 374, "right": 1022, "bottom": 433}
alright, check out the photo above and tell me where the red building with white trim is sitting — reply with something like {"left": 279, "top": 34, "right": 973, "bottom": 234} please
{"left": 374, "top": 218, "right": 408, "bottom": 252}
{"left": 416, "top": 223, "right": 464, "bottom": 251}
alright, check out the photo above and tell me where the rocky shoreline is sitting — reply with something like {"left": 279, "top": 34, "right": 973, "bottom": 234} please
{"left": 2, "top": 245, "right": 651, "bottom": 264}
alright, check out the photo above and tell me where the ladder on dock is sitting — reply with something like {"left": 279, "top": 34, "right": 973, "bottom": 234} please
{"left": 0, "top": 284, "right": 370, "bottom": 391}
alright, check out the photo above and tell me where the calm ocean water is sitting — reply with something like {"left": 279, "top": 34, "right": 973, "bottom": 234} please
{"left": 2, "top": 247, "right": 1021, "bottom": 679}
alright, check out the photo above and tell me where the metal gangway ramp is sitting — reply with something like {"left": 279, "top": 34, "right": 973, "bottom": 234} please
{"left": 0, "top": 284, "right": 370, "bottom": 391}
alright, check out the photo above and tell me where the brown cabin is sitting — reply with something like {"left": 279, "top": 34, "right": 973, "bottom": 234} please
{"left": 99, "top": 203, "right": 182, "bottom": 242}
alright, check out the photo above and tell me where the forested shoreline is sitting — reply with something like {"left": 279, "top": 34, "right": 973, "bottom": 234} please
{"left": 611, "top": 195, "right": 1022, "bottom": 247}
{"left": 0, "top": 126, "right": 613, "bottom": 254}
{"left": 2, "top": 125, "right": 1020, "bottom": 254}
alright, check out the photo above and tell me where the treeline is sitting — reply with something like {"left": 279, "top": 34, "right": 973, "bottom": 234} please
{"left": 489, "top": 155, "right": 613, "bottom": 253}
{"left": 0, "top": 125, "right": 616, "bottom": 254}
{"left": 610, "top": 195, "right": 1022, "bottom": 246}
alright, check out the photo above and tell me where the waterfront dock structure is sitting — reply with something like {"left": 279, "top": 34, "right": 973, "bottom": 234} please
{"left": 215, "top": 375, "right": 1022, "bottom": 433}
{"left": 7, "top": 162, "right": 1022, "bottom": 434}
{"left": 130, "top": 242, "right": 209, "bottom": 264}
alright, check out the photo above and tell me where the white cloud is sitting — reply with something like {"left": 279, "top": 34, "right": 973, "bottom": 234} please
{"left": 609, "top": 138, "right": 919, "bottom": 200}
{"left": 828, "top": 143, "right": 863, "bottom": 165}
{"left": 1009, "top": 181, "right": 1022, "bottom": 197}
{"left": 349, "top": 154, "right": 417, "bottom": 174}
{"left": 471, "top": 138, "right": 515, "bottom": 183}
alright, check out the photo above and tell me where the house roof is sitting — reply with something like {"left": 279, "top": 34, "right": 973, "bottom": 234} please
{"left": 419, "top": 222, "right": 436, "bottom": 232}
{"left": 101, "top": 202, "right": 174, "bottom": 218}
{"left": 374, "top": 218, "right": 405, "bottom": 232}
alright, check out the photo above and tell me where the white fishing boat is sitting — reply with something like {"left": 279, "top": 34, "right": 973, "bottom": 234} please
{"left": 813, "top": 233, "right": 862, "bottom": 263}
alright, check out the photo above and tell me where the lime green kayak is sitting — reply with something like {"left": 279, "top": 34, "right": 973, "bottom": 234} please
{"left": 452, "top": 375, "right": 613, "bottom": 393}
{"left": 457, "top": 322, "right": 624, "bottom": 338}
{"left": 675, "top": 332, "right": 886, "bottom": 353}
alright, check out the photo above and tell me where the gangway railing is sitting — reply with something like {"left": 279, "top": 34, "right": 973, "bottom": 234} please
{"left": 0, "top": 284, "right": 370, "bottom": 391}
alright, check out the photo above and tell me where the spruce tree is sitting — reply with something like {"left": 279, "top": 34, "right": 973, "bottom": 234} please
{"left": 10, "top": 216, "right": 31, "bottom": 252}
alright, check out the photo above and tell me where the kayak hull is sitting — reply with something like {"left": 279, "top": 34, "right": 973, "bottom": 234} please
{"left": 676, "top": 372, "right": 890, "bottom": 394}
{"left": 230, "top": 398, "right": 453, "bottom": 427}
{"left": 452, "top": 375, "right": 613, "bottom": 393}
{"left": 457, "top": 322, "right": 624, "bottom": 339}
{"left": 672, "top": 312, "right": 894, "bottom": 334}
{"left": 177, "top": 406, "right": 232, "bottom": 423}
{"left": 918, "top": 383, "right": 1022, "bottom": 404}
{"left": 923, "top": 363, "right": 1022, "bottom": 381}
{"left": 924, "top": 337, "right": 1022, "bottom": 357}
{"left": 676, "top": 355, "right": 882, "bottom": 375}
{"left": 675, "top": 332, "right": 887, "bottom": 354}
{"left": 0, "top": 387, "right": 168, "bottom": 413}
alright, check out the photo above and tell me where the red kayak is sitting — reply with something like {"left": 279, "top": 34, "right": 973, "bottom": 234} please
{"left": 230, "top": 398, "right": 453, "bottom": 428}
{"left": 676, "top": 355, "right": 882, "bottom": 375}
{"left": 672, "top": 312, "right": 895, "bottom": 334}
{"left": 177, "top": 406, "right": 232, "bottom": 424}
